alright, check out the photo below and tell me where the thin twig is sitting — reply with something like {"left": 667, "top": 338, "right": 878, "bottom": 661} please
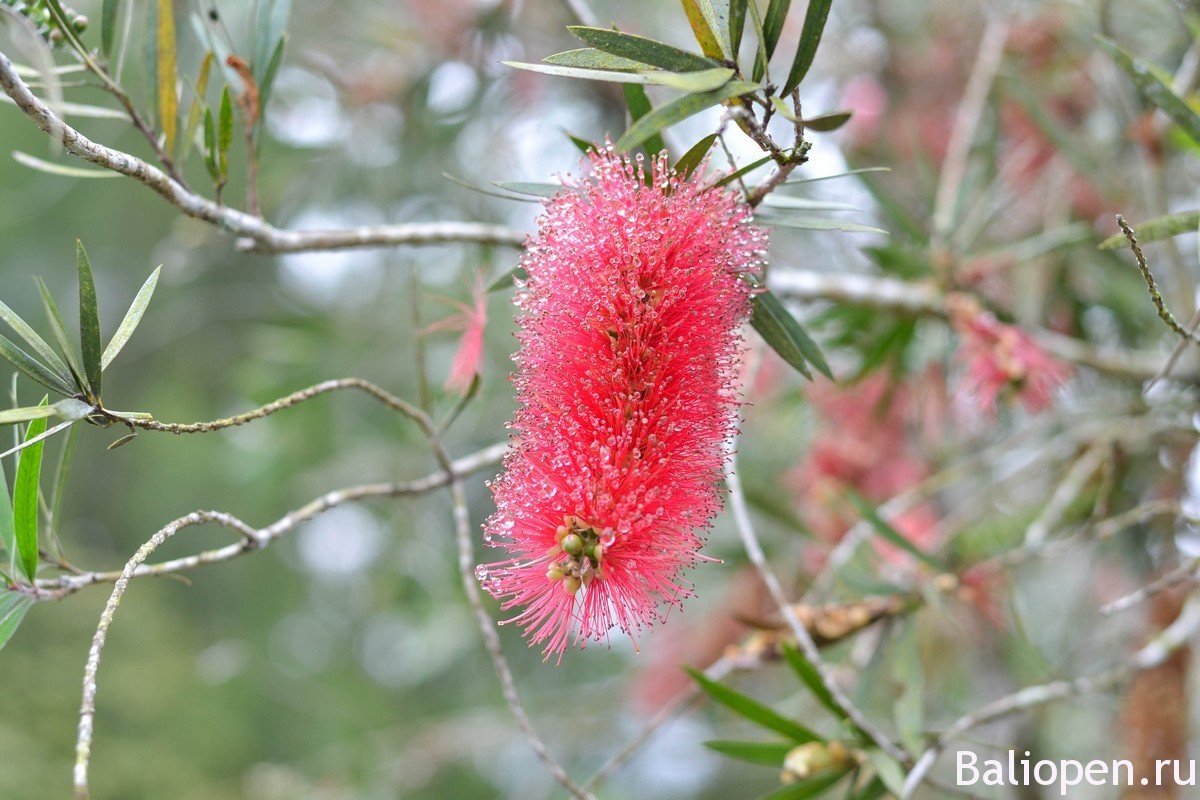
{"left": 900, "top": 592, "right": 1200, "bottom": 798}
{"left": 724, "top": 450, "right": 911, "bottom": 764}
{"left": 0, "top": 51, "right": 525, "bottom": 253}
{"left": 116, "top": 378, "right": 423, "bottom": 435}
{"left": 1023, "top": 442, "right": 1107, "bottom": 547}
{"left": 1101, "top": 561, "right": 1197, "bottom": 616}
{"left": 1117, "top": 214, "right": 1200, "bottom": 346}
{"left": 433, "top": 439, "right": 595, "bottom": 799}
{"left": 27, "top": 442, "right": 509, "bottom": 600}
{"left": 931, "top": 18, "right": 1009, "bottom": 254}
{"left": 75, "top": 510, "right": 258, "bottom": 799}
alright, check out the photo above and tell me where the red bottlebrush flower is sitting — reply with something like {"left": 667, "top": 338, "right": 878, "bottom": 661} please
{"left": 948, "top": 294, "right": 1070, "bottom": 415}
{"left": 477, "top": 148, "right": 765, "bottom": 661}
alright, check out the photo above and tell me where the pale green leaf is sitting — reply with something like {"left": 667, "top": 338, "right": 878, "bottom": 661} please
{"left": 156, "top": 0, "right": 179, "bottom": 154}
{"left": 543, "top": 48, "right": 649, "bottom": 71}
{"left": 102, "top": 267, "right": 161, "bottom": 370}
{"left": 568, "top": 26, "right": 721, "bottom": 73}
{"left": 11, "top": 151, "right": 121, "bottom": 179}
{"left": 615, "top": 80, "right": 760, "bottom": 153}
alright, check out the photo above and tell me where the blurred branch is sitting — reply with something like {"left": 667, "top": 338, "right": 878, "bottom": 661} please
{"left": 113, "top": 378, "right": 427, "bottom": 435}
{"left": 1117, "top": 215, "right": 1200, "bottom": 346}
{"left": 28, "top": 441, "right": 509, "bottom": 599}
{"left": 724, "top": 447, "right": 911, "bottom": 764}
{"left": 766, "top": 269, "right": 1196, "bottom": 381}
{"left": 433, "top": 436, "right": 594, "bottom": 799}
{"left": 900, "top": 591, "right": 1200, "bottom": 798}
{"left": 931, "top": 17, "right": 1009, "bottom": 258}
{"left": 0, "top": 50, "right": 525, "bottom": 254}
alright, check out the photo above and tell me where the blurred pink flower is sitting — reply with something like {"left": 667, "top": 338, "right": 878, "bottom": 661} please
{"left": 478, "top": 147, "right": 764, "bottom": 661}
{"left": 426, "top": 276, "right": 488, "bottom": 395}
{"left": 948, "top": 295, "right": 1070, "bottom": 415}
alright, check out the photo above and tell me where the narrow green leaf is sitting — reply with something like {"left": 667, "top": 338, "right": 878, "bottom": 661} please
{"left": 14, "top": 399, "right": 48, "bottom": 581}
{"left": 754, "top": 212, "right": 888, "bottom": 235}
{"left": 258, "top": 35, "right": 288, "bottom": 127}
{"left": 1099, "top": 210, "right": 1200, "bottom": 249}
{"left": 156, "top": 0, "right": 179, "bottom": 154}
{"left": 687, "top": 667, "right": 822, "bottom": 743}
{"left": 891, "top": 619, "right": 925, "bottom": 755}
{"left": 218, "top": 86, "right": 233, "bottom": 180}
{"left": 647, "top": 67, "right": 734, "bottom": 92}
{"left": 751, "top": 289, "right": 832, "bottom": 380}
{"left": 1098, "top": 37, "right": 1200, "bottom": 146}
{"left": 681, "top": 0, "right": 730, "bottom": 60}
{"left": 615, "top": 81, "right": 760, "bottom": 153}
{"left": 0, "top": 419, "right": 75, "bottom": 462}
{"left": 107, "top": 431, "right": 139, "bottom": 450}
{"left": 781, "top": 0, "right": 833, "bottom": 94}
{"left": 505, "top": 60, "right": 675, "bottom": 86}
{"left": 761, "top": 195, "right": 861, "bottom": 211}
{"left": 846, "top": 491, "right": 946, "bottom": 572}
{"left": 674, "top": 133, "right": 719, "bottom": 179}
{"left": 12, "top": 151, "right": 120, "bottom": 178}
{"left": 780, "top": 643, "right": 845, "bottom": 721}
{"left": 704, "top": 739, "right": 794, "bottom": 766}
{"left": 35, "top": 277, "right": 86, "bottom": 393}
{"left": 0, "top": 444, "right": 13, "bottom": 563}
{"left": 102, "top": 266, "right": 161, "bottom": 370}
{"left": 204, "top": 106, "right": 220, "bottom": 183}
{"left": 715, "top": 153, "right": 774, "bottom": 186}
{"left": 181, "top": 51, "right": 215, "bottom": 167}
{"left": 622, "top": 83, "right": 668, "bottom": 157}
{"left": 101, "top": 0, "right": 120, "bottom": 58}
{"left": 759, "top": 769, "right": 851, "bottom": 800}
{"left": 487, "top": 265, "right": 528, "bottom": 293}
{"left": 0, "top": 405, "right": 56, "bottom": 426}
{"left": 544, "top": 48, "right": 649, "bottom": 71}
{"left": 848, "top": 776, "right": 888, "bottom": 800}
{"left": 729, "top": 0, "right": 749, "bottom": 60}
{"left": 747, "top": 0, "right": 770, "bottom": 83}
{"left": 0, "top": 334, "right": 76, "bottom": 398}
{"left": 803, "top": 111, "right": 853, "bottom": 132}
{"left": 0, "top": 96, "right": 127, "bottom": 119}
{"left": 564, "top": 131, "right": 597, "bottom": 155}
{"left": 862, "top": 750, "right": 905, "bottom": 798}
{"left": 76, "top": 241, "right": 103, "bottom": 401}
{"left": 48, "top": 420, "right": 79, "bottom": 543}
{"left": 569, "top": 26, "right": 722, "bottom": 73}
{"left": 492, "top": 181, "right": 565, "bottom": 198}
{"left": 754, "top": 0, "right": 792, "bottom": 81}
{"left": 0, "top": 592, "right": 33, "bottom": 652}
{"left": 442, "top": 173, "right": 540, "bottom": 203}
{"left": 0, "top": 298, "right": 72, "bottom": 382}
{"left": 782, "top": 167, "right": 891, "bottom": 186}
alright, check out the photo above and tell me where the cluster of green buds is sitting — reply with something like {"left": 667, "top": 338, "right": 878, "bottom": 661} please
{"left": 2, "top": 1, "right": 88, "bottom": 45}
{"left": 546, "top": 516, "right": 610, "bottom": 595}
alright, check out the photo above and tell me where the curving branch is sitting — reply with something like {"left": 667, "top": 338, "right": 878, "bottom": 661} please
{"left": 0, "top": 50, "right": 526, "bottom": 254}
{"left": 723, "top": 446, "right": 912, "bottom": 765}
{"left": 29, "top": 441, "right": 508, "bottom": 600}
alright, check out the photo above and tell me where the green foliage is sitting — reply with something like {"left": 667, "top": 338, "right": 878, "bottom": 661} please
{"left": 616, "top": 80, "right": 759, "bottom": 152}
{"left": 687, "top": 666, "right": 823, "bottom": 742}
{"left": 568, "top": 26, "right": 721, "bottom": 73}
{"left": 0, "top": 591, "right": 33, "bottom": 652}
{"left": 750, "top": 286, "right": 832, "bottom": 380}
{"left": 13, "top": 398, "right": 47, "bottom": 581}
{"left": 1098, "top": 37, "right": 1200, "bottom": 147}
{"left": 780, "top": 0, "right": 832, "bottom": 94}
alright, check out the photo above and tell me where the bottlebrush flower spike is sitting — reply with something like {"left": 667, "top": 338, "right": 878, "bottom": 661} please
{"left": 947, "top": 294, "right": 1070, "bottom": 415}
{"left": 477, "top": 147, "right": 765, "bottom": 661}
